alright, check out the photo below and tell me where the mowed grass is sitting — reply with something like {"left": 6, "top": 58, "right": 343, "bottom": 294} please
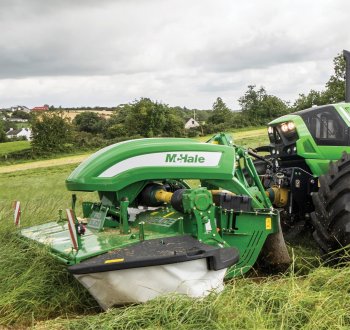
{"left": 199, "top": 126, "right": 268, "bottom": 147}
{"left": 1, "top": 132, "right": 350, "bottom": 328}
{"left": 0, "top": 140, "right": 31, "bottom": 156}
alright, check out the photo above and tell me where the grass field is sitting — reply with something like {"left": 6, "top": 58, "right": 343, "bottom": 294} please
{"left": 0, "top": 140, "right": 31, "bottom": 156}
{"left": 1, "top": 129, "right": 350, "bottom": 329}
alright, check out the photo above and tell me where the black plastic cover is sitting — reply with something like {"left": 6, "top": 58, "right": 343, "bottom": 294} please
{"left": 212, "top": 193, "right": 252, "bottom": 212}
{"left": 68, "top": 235, "right": 239, "bottom": 274}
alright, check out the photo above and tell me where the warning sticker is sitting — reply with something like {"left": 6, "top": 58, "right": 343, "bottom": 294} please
{"left": 105, "top": 258, "right": 125, "bottom": 264}
{"left": 265, "top": 217, "right": 272, "bottom": 230}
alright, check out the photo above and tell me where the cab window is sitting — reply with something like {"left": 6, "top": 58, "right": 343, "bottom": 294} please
{"left": 300, "top": 106, "right": 349, "bottom": 146}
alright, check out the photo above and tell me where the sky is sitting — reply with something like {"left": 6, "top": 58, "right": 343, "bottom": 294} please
{"left": 0, "top": 0, "right": 349, "bottom": 110}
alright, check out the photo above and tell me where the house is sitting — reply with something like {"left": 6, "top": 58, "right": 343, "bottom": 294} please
{"left": 10, "top": 105, "right": 31, "bottom": 113}
{"left": 184, "top": 117, "right": 200, "bottom": 129}
{"left": 6, "top": 128, "right": 32, "bottom": 141}
{"left": 32, "top": 105, "right": 49, "bottom": 112}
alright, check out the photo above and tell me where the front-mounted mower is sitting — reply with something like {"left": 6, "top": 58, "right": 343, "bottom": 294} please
{"left": 21, "top": 134, "right": 290, "bottom": 309}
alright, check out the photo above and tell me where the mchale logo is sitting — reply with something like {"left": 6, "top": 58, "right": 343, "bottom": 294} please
{"left": 165, "top": 153, "right": 205, "bottom": 163}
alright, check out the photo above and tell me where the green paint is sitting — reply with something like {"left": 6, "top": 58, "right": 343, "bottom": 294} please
{"left": 20, "top": 133, "right": 283, "bottom": 279}
{"left": 268, "top": 103, "right": 350, "bottom": 177}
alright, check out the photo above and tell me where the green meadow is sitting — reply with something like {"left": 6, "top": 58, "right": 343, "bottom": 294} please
{"left": 0, "top": 140, "right": 31, "bottom": 156}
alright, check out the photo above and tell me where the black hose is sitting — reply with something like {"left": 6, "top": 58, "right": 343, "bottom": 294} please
{"left": 247, "top": 149, "right": 273, "bottom": 167}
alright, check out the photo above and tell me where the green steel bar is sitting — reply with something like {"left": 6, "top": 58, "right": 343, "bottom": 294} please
{"left": 139, "top": 221, "right": 145, "bottom": 241}
{"left": 120, "top": 199, "right": 129, "bottom": 234}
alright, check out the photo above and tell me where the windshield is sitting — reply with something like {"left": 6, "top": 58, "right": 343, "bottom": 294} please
{"left": 299, "top": 106, "right": 349, "bottom": 146}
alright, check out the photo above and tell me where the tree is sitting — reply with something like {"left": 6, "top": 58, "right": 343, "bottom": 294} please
{"left": 0, "top": 120, "right": 6, "bottom": 142}
{"left": 238, "top": 85, "right": 265, "bottom": 120}
{"left": 124, "top": 98, "right": 168, "bottom": 137}
{"left": 73, "top": 111, "right": 107, "bottom": 134}
{"left": 239, "top": 85, "right": 288, "bottom": 123}
{"left": 110, "top": 98, "right": 169, "bottom": 137}
{"left": 208, "top": 97, "right": 232, "bottom": 125}
{"left": 293, "top": 52, "right": 346, "bottom": 110}
{"left": 323, "top": 53, "right": 346, "bottom": 103}
{"left": 12, "top": 110, "right": 31, "bottom": 120}
{"left": 164, "top": 112, "right": 185, "bottom": 137}
{"left": 105, "top": 101, "right": 186, "bottom": 138}
{"left": 31, "top": 112, "right": 73, "bottom": 153}
{"left": 293, "top": 90, "right": 324, "bottom": 111}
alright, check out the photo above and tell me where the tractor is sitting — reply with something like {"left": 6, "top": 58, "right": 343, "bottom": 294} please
{"left": 252, "top": 50, "right": 350, "bottom": 254}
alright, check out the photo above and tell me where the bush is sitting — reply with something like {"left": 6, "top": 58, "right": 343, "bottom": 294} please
{"left": 31, "top": 112, "right": 73, "bottom": 153}
{"left": 73, "top": 132, "right": 108, "bottom": 150}
{"left": 186, "top": 128, "right": 201, "bottom": 137}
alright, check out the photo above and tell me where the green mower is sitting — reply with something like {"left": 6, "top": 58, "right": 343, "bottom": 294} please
{"left": 21, "top": 133, "right": 290, "bottom": 309}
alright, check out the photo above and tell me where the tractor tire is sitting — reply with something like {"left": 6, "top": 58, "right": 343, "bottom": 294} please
{"left": 311, "top": 152, "right": 350, "bottom": 255}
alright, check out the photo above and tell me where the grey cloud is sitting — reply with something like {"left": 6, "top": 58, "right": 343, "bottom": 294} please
{"left": 184, "top": 33, "right": 331, "bottom": 73}
{"left": 0, "top": 0, "right": 156, "bottom": 78}
{"left": 0, "top": 0, "right": 349, "bottom": 109}
{"left": 1, "top": 0, "right": 348, "bottom": 80}
{"left": 198, "top": 79, "right": 243, "bottom": 93}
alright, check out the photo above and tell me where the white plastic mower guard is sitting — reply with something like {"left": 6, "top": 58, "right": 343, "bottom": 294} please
{"left": 74, "top": 259, "right": 227, "bottom": 310}
{"left": 68, "top": 235, "right": 239, "bottom": 309}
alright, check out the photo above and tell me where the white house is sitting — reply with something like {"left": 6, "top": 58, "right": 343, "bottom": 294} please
{"left": 6, "top": 128, "right": 32, "bottom": 141}
{"left": 184, "top": 118, "right": 200, "bottom": 129}
{"left": 10, "top": 105, "right": 31, "bottom": 113}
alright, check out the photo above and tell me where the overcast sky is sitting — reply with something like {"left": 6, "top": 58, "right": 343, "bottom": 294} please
{"left": 0, "top": 0, "right": 349, "bottom": 109}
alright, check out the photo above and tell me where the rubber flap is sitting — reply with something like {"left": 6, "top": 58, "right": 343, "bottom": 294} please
{"left": 68, "top": 235, "right": 239, "bottom": 274}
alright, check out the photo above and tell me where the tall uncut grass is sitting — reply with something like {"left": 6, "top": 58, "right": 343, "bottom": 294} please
{"left": 37, "top": 263, "right": 350, "bottom": 330}
{"left": 1, "top": 162, "right": 350, "bottom": 328}
{"left": 0, "top": 165, "right": 101, "bottom": 326}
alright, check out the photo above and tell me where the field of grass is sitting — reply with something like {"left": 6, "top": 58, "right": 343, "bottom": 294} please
{"left": 0, "top": 140, "right": 31, "bottom": 156}
{"left": 1, "top": 131, "right": 350, "bottom": 328}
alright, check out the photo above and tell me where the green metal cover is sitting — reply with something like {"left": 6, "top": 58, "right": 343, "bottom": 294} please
{"left": 66, "top": 138, "right": 236, "bottom": 192}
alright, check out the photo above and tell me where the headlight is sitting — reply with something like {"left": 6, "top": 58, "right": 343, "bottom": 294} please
{"left": 280, "top": 121, "right": 296, "bottom": 135}
{"left": 287, "top": 122, "right": 295, "bottom": 130}
{"left": 281, "top": 123, "right": 289, "bottom": 133}
{"left": 268, "top": 126, "right": 273, "bottom": 134}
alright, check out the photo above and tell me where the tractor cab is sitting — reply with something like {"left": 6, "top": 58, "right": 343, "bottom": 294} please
{"left": 266, "top": 103, "right": 350, "bottom": 176}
